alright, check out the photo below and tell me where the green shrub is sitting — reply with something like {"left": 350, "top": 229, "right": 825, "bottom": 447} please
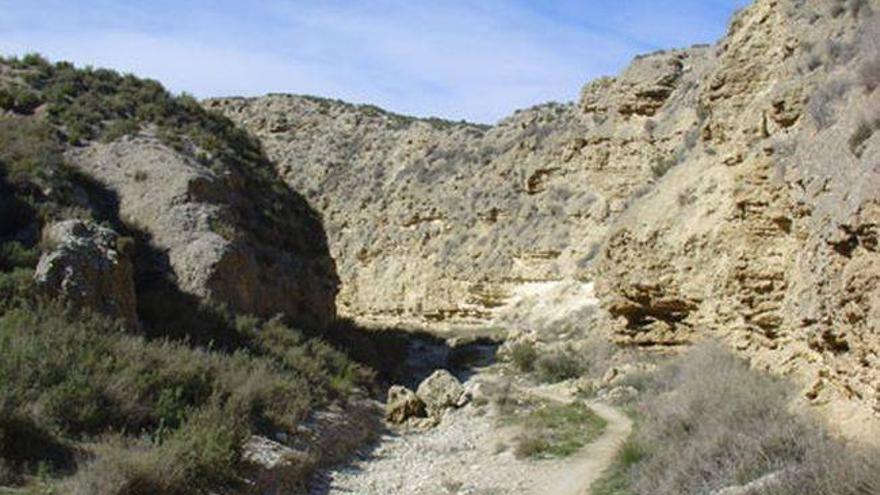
{"left": 100, "top": 119, "right": 140, "bottom": 143}
{"left": 0, "top": 302, "right": 365, "bottom": 491}
{"left": 535, "top": 347, "right": 584, "bottom": 383}
{"left": 0, "top": 86, "right": 43, "bottom": 114}
{"left": 0, "top": 243, "right": 39, "bottom": 271}
{"left": 68, "top": 405, "right": 244, "bottom": 495}
{"left": 0, "top": 116, "right": 65, "bottom": 187}
{"left": 509, "top": 342, "right": 538, "bottom": 372}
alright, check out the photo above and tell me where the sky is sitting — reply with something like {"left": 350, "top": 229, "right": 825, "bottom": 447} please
{"left": 0, "top": 1, "right": 750, "bottom": 124}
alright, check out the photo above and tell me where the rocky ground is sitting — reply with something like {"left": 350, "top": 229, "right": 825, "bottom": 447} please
{"left": 307, "top": 367, "right": 631, "bottom": 495}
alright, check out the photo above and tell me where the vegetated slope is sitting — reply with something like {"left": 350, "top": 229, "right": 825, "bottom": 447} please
{"left": 213, "top": 0, "right": 880, "bottom": 439}
{"left": 0, "top": 55, "right": 371, "bottom": 494}
{"left": 1, "top": 55, "right": 339, "bottom": 330}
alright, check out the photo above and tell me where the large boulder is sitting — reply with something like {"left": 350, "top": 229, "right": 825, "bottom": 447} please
{"left": 34, "top": 220, "right": 137, "bottom": 327}
{"left": 385, "top": 385, "right": 427, "bottom": 424}
{"left": 416, "top": 370, "right": 467, "bottom": 417}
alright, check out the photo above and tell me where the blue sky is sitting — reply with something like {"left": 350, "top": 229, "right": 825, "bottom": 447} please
{"left": 0, "top": 1, "right": 749, "bottom": 123}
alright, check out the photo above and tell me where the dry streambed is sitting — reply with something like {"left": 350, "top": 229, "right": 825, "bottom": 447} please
{"left": 307, "top": 368, "right": 630, "bottom": 495}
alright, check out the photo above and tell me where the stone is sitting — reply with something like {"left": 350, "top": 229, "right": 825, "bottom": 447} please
{"left": 416, "top": 370, "right": 466, "bottom": 417}
{"left": 241, "top": 435, "right": 315, "bottom": 494}
{"left": 710, "top": 469, "right": 786, "bottom": 495}
{"left": 34, "top": 220, "right": 137, "bottom": 327}
{"left": 385, "top": 385, "right": 427, "bottom": 424}
{"left": 602, "top": 386, "right": 639, "bottom": 406}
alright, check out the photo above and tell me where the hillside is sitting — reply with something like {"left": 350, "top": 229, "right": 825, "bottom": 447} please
{"left": 0, "top": 55, "right": 374, "bottom": 494}
{"left": 212, "top": 0, "right": 880, "bottom": 439}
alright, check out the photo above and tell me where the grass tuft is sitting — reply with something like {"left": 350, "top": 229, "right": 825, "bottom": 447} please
{"left": 511, "top": 402, "right": 606, "bottom": 460}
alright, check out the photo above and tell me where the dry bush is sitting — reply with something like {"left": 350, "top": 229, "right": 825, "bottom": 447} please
{"left": 508, "top": 342, "right": 538, "bottom": 373}
{"left": 849, "top": 118, "right": 878, "bottom": 157}
{"left": 514, "top": 428, "right": 551, "bottom": 459}
{"left": 860, "top": 57, "right": 880, "bottom": 93}
{"left": 592, "top": 342, "right": 880, "bottom": 495}
{"left": 628, "top": 344, "right": 799, "bottom": 494}
{"left": 807, "top": 80, "right": 850, "bottom": 129}
{"left": 535, "top": 347, "right": 584, "bottom": 383}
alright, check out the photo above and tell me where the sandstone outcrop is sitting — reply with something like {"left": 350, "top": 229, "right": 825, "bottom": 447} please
{"left": 34, "top": 220, "right": 137, "bottom": 326}
{"left": 594, "top": 0, "right": 880, "bottom": 438}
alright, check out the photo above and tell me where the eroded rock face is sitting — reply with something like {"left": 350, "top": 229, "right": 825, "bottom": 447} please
{"left": 67, "top": 133, "right": 338, "bottom": 329}
{"left": 207, "top": 49, "right": 708, "bottom": 328}
{"left": 594, "top": 0, "right": 880, "bottom": 438}
{"left": 34, "top": 220, "right": 137, "bottom": 327}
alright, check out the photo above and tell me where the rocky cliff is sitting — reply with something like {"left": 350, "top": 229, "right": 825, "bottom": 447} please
{"left": 212, "top": 0, "right": 880, "bottom": 438}
{"left": 207, "top": 45, "right": 712, "bottom": 328}
{"left": 596, "top": 0, "right": 880, "bottom": 437}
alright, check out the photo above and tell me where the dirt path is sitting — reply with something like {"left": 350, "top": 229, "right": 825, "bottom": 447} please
{"left": 308, "top": 372, "right": 631, "bottom": 495}
{"left": 530, "top": 401, "right": 632, "bottom": 495}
